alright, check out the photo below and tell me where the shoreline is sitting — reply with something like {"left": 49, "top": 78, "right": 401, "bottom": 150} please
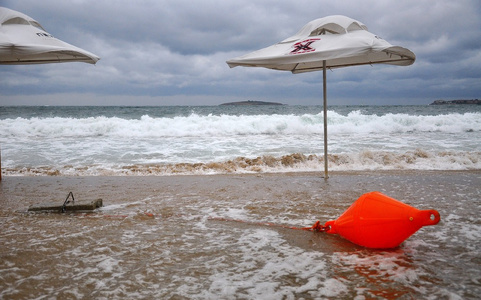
{"left": 3, "top": 149, "right": 480, "bottom": 177}
{"left": 2, "top": 169, "right": 480, "bottom": 211}
{"left": 2, "top": 168, "right": 480, "bottom": 178}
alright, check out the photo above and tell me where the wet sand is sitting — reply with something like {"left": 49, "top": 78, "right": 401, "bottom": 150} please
{"left": 1, "top": 171, "right": 480, "bottom": 299}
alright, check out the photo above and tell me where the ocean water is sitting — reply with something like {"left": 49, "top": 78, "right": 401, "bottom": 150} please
{"left": 1, "top": 173, "right": 480, "bottom": 299}
{"left": 1, "top": 104, "right": 480, "bottom": 299}
{"left": 1, "top": 104, "right": 480, "bottom": 176}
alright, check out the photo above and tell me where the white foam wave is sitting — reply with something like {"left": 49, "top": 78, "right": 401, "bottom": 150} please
{"left": 3, "top": 150, "right": 480, "bottom": 176}
{"left": 1, "top": 111, "right": 480, "bottom": 138}
{"left": 1, "top": 111, "right": 480, "bottom": 175}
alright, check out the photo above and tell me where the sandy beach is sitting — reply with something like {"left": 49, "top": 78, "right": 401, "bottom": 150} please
{"left": 1, "top": 170, "right": 480, "bottom": 299}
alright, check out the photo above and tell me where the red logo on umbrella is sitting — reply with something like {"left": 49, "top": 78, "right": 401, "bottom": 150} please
{"left": 290, "top": 38, "right": 320, "bottom": 54}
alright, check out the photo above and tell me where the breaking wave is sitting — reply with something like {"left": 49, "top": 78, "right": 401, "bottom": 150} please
{"left": 1, "top": 111, "right": 480, "bottom": 138}
{"left": 3, "top": 150, "right": 480, "bottom": 176}
{"left": 1, "top": 109, "right": 480, "bottom": 176}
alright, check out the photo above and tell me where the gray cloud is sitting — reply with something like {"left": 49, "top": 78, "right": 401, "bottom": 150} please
{"left": 1, "top": 0, "right": 480, "bottom": 106}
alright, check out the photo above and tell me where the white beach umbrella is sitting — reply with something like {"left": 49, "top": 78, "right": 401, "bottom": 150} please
{"left": 0, "top": 6, "right": 99, "bottom": 64}
{"left": 227, "top": 15, "right": 415, "bottom": 178}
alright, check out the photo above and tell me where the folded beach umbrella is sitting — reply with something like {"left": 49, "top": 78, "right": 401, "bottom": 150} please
{"left": 0, "top": 6, "right": 99, "bottom": 64}
{"left": 227, "top": 15, "right": 415, "bottom": 178}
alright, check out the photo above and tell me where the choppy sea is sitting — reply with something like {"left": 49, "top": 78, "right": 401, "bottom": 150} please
{"left": 1, "top": 105, "right": 480, "bottom": 299}
{"left": 1, "top": 104, "right": 480, "bottom": 176}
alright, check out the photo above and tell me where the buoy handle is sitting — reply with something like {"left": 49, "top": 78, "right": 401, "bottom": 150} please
{"left": 323, "top": 220, "right": 336, "bottom": 234}
{"left": 420, "top": 209, "right": 441, "bottom": 226}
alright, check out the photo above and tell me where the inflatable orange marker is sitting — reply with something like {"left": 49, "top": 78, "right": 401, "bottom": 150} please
{"left": 317, "top": 191, "right": 440, "bottom": 249}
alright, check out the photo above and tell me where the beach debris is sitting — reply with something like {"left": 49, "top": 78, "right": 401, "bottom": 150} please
{"left": 307, "top": 191, "right": 441, "bottom": 248}
{"left": 211, "top": 191, "right": 440, "bottom": 249}
{"left": 28, "top": 192, "right": 103, "bottom": 213}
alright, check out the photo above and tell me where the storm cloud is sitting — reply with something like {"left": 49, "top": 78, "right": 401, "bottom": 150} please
{"left": 1, "top": 0, "right": 480, "bottom": 105}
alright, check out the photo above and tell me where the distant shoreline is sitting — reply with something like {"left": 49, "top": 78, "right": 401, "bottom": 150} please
{"left": 430, "top": 99, "right": 480, "bottom": 105}
{"left": 220, "top": 100, "right": 284, "bottom": 106}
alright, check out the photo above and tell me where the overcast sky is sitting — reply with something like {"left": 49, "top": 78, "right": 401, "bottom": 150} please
{"left": 1, "top": 0, "right": 480, "bottom": 106}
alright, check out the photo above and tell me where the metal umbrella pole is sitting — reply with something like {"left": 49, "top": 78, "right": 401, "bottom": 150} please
{"left": 322, "top": 60, "right": 328, "bottom": 179}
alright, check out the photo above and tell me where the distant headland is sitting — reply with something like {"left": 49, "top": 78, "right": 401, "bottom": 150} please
{"left": 430, "top": 99, "right": 480, "bottom": 105}
{"left": 220, "top": 100, "right": 285, "bottom": 106}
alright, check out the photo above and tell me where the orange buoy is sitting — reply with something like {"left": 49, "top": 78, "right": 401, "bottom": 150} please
{"left": 322, "top": 191, "right": 440, "bottom": 248}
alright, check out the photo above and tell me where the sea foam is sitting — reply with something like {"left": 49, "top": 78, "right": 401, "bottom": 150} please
{"left": 1, "top": 110, "right": 480, "bottom": 175}
{"left": 1, "top": 111, "right": 480, "bottom": 137}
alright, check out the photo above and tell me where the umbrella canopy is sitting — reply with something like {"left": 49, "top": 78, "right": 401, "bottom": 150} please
{"left": 227, "top": 15, "right": 414, "bottom": 72}
{"left": 0, "top": 6, "right": 99, "bottom": 64}
{"left": 227, "top": 15, "right": 415, "bottom": 178}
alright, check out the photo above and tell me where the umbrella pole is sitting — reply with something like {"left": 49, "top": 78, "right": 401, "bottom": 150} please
{"left": 322, "top": 60, "right": 328, "bottom": 179}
